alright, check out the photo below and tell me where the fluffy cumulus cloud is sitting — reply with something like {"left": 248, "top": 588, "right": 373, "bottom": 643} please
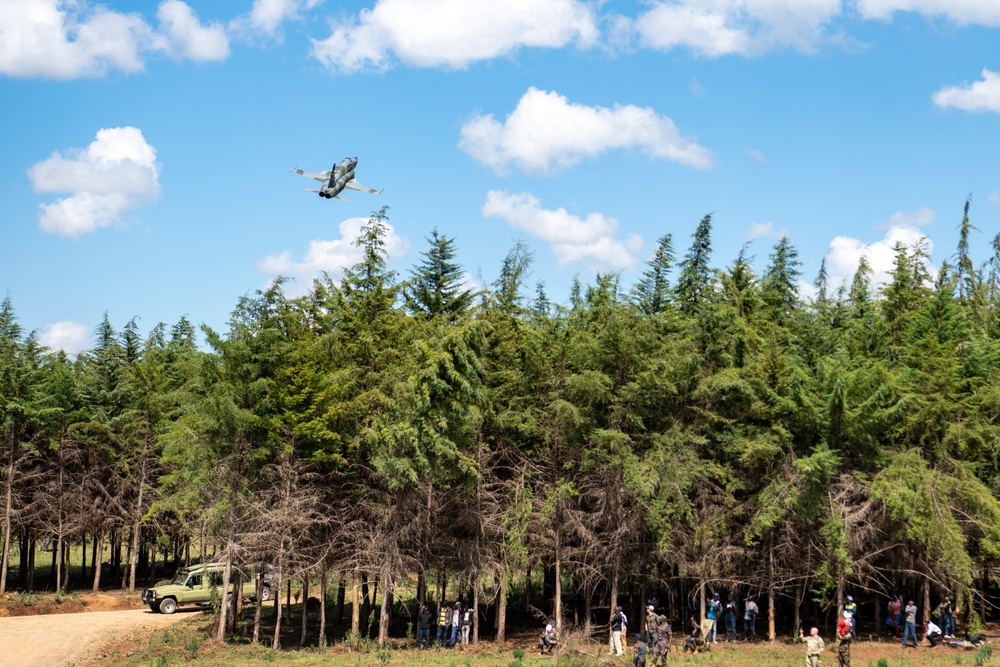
{"left": 0, "top": 0, "right": 228, "bottom": 79}
{"left": 28, "top": 127, "right": 161, "bottom": 237}
{"left": 823, "top": 209, "right": 935, "bottom": 292}
{"left": 40, "top": 320, "right": 90, "bottom": 355}
{"left": 257, "top": 217, "right": 409, "bottom": 294}
{"left": 856, "top": 0, "right": 1000, "bottom": 26}
{"left": 155, "top": 0, "right": 228, "bottom": 61}
{"left": 932, "top": 69, "right": 1000, "bottom": 114}
{"left": 482, "top": 190, "right": 643, "bottom": 272}
{"left": 310, "top": 0, "right": 598, "bottom": 72}
{"left": 459, "top": 88, "right": 714, "bottom": 175}
{"left": 616, "top": 0, "right": 841, "bottom": 57}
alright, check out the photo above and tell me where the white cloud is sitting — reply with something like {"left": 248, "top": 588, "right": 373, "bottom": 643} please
{"left": 230, "top": 0, "right": 323, "bottom": 38}
{"left": 989, "top": 191, "right": 1000, "bottom": 206}
{"left": 932, "top": 68, "right": 1000, "bottom": 114}
{"left": 823, "top": 210, "right": 935, "bottom": 291}
{"left": 310, "top": 0, "right": 598, "bottom": 72}
{"left": 28, "top": 127, "right": 161, "bottom": 237}
{"left": 856, "top": 0, "right": 1000, "bottom": 26}
{"left": 459, "top": 87, "right": 714, "bottom": 175}
{"left": 40, "top": 320, "right": 90, "bottom": 355}
{"left": 482, "top": 190, "right": 643, "bottom": 272}
{"left": 745, "top": 148, "right": 765, "bottom": 162}
{"left": 0, "top": 0, "right": 228, "bottom": 79}
{"left": 257, "top": 217, "right": 409, "bottom": 295}
{"left": 618, "top": 0, "right": 841, "bottom": 57}
{"left": 746, "top": 221, "right": 780, "bottom": 241}
{"left": 155, "top": 0, "right": 228, "bottom": 61}
{"left": 874, "top": 207, "right": 935, "bottom": 229}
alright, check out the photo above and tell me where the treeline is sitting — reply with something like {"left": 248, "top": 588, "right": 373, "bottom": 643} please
{"left": 2, "top": 203, "right": 1000, "bottom": 648}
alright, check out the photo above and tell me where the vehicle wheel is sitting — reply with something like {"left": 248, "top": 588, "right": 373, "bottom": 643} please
{"left": 149, "top": 603, "right": 161, "bottom": 613}
{"left": 159, "top": 597, "right": 178, "bottom": 614}
{"left": 259, "top": 586, "right": 272, "bottom": 602}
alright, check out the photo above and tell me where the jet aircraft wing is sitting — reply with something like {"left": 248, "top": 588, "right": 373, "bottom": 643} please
{"left": 291, "top": 166, "right": 331, "bottom": 182}
{"left": 344, "top": 179, "right": 382, "bottom": 195}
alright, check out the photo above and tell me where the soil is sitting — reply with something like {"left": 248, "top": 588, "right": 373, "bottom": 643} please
{"left": 0, "top": 606, "right": 193, "bottom": 666}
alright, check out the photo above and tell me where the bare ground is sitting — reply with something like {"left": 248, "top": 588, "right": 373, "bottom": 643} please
{"left": 0, "top": 607, "right": 193, "bottom": 667}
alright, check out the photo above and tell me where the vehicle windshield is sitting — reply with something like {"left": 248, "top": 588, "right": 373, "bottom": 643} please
{"left": 170, "top": 569, "right": 192, "bottom": 585}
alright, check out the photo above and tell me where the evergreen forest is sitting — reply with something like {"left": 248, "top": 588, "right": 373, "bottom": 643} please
{"left": 3, "top": 203, "right": 1000, "bottom": 648}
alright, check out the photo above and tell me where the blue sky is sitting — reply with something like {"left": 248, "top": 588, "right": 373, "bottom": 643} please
{"left": 2, "top": 0, "right": 1000, "bottom": 353}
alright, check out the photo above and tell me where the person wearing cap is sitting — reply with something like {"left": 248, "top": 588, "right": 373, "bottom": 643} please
{"left": 633, "top": 632, "right": 647, "bottom": 667}
{"left": 837, "top": 610, "right": 853, "bottom": 667}
{"left": 800, "top": 626, "right": 824, "bottom": 667}
{"left": 538, "top": 617, "right": 558, "bottom": 655}
{"left": 645, "top": 604, "right": 670, "bottom": 666}
{"left": 902, "top": 599, "right": 918, "bottom": 648}
{"left": 843, "top": 596, "right": 858, "bottom": 641}
{"left": 707, "top": 593, "right": 722, "bottom": 643}
{"left": 935, "top": 595, "right": 955, "bottom": 638}
{"left": 610, "top": 606, "right": 625, "bottom": 656}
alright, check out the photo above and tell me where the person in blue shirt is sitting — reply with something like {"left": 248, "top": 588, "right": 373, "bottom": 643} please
{"left": 707, "top": 593, "right": 722, "bottom": 643}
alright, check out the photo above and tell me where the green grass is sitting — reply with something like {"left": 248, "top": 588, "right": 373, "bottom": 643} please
{"left": 98, "top": 618, "right": 982, "bottom": 667}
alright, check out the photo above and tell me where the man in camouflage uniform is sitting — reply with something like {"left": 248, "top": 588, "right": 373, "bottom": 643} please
{"left": 645, "top": 605, "right": 671, "bottom": 666}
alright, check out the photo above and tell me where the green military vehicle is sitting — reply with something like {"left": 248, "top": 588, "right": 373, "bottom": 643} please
{"left": 141, "top": 562, "right": 273, "bottom": 614}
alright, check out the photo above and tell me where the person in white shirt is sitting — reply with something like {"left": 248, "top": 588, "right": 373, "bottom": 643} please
{"left": 744, "top": 599, "right": 759, "bottom": 638}
{"left": 925, "top": 619, "right": 943, "bottom": 647}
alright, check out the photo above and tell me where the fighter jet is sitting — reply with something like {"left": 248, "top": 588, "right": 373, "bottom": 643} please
{"left": 291, "top": 157, "right": 382, "bottom": 201}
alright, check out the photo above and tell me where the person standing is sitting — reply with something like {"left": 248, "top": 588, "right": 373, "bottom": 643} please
{"left": 925, "top": 619, "right": 943, "bottom": 647}
{"left": 450, "top": 603, "right": 461, "bottom": 648}
{"left": 621, "top": 607, "right": 629, "bottom": 651}
{"left": 633, "top": 633, "right": 648, "bottom": 667}
{"left": 837, "top": 611, "right": 852, "bottom": 667}
{"left": 744, "top": 598, "right": 759, "bottom": 639}
{"left": 843, "top": 596, "right": 858, "bottom": 641}
{"left": 889, "top": 597, "right": 902, "bottom": 637}
{"left": 707, "top": 593, "right": 722, "bottom": 643}
{"left": 724, "top": 598, "right": 737, "bottom": 642}
{"left": 800, "top": 626, "right": 825, "bottom": 667}
{"left": 902, "top": 599, "right": 918, "bottom": 648}
{"left": 936, "top": 596, "right": 955, "bottom": 638}
{"left": 610, "top": 606, "right": 625, "bottom": 656}
{"left": 460, "top": 604, "right": 473, "bottom": 645}
{"left": 645, "top": 605, "right": 670, "bottom": 667}
{"left": 436, "top": 602, "right": 451, "bottom": 646}
{"left": 417, "top": 604, "right": 433, "bottom": 649}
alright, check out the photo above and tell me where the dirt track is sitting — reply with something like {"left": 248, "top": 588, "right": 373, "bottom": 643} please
{"left": 0, "top": 608, "right": 192, "bottom": 667}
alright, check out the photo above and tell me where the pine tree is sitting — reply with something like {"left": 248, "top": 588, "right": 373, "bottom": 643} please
{"left": 404, "top": 229, "right": 474, "bottom": 320}
{"left": 675, "top": 214, "right": 714, "bottom": 311}
{"left": 633, "top": 234, "right": 674, "bottom": 315}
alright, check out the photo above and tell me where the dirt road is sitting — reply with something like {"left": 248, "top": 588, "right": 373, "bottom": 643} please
{"left": 0, "top": 608, "right": 192, "bottom": 667}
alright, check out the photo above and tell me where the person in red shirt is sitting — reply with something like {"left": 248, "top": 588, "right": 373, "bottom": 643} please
{"left": 837, "top": 611, "right": 853, "bottom": 667}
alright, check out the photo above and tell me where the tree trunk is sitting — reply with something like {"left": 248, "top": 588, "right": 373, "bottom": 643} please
{"left": 253, "top": 571, "right": 263, "bottom": 645}
{"left": 351, "top": 568, "right": 361, "bottom": 635}
{"left": 127, "top": 460, "right": 147, "bottom": 593}
{"left": 92, "top": 531, "right": 104, "bottom": 591}
{"left": 319, "top": 569, "right": 328, "bottom": 647}
{"left": 378, "top": 568, "right": 392, "bottom": 647}
{"left": 0, "top": 429, "right": 14, "bottom": 594}
{"left": 217, "top": 553, "right": 234, "bottom": 641}
{"left": 301, "top": 577, "right": 309, "bottom": 647}
{"left": 336, "top": 574, "right": 346, "bottom": 626}
{"left": 272, "top": 557, "right": 284, "bottom": 649}
{"left": 496, "top": 567, "right": 508, "bottom": 643}
{"left": 473, "top": 573, "right": 480, "bottom": 644}
{"left": 554, "top": 527, "right": 562, "bottom": 632}
{"left": 922, "top": 577, "right": 931, "bottom": 624}
{"left": 524, "top": 565, "right": 532, "bottom": 615}
{"left": 767, "top": 534, "right": 776, "bottom": 642}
